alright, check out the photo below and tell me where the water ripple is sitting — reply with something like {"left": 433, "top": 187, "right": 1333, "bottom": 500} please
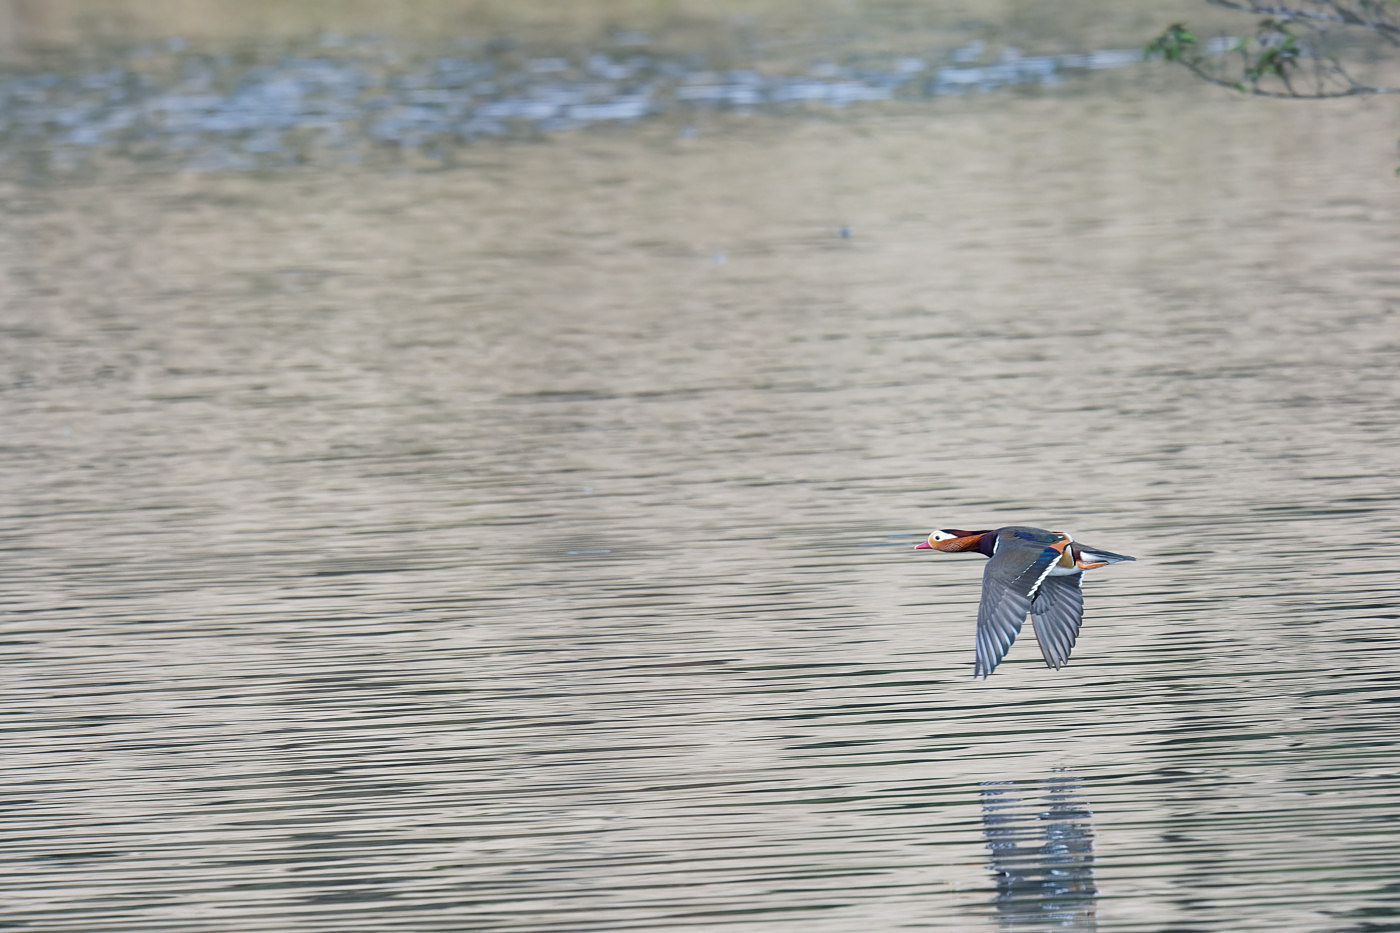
{"left": 3, "top": 47, "right": 1400, "bottom": 931}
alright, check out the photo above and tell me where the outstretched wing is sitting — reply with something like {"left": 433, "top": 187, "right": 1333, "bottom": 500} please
{"left": 974, "top": 528, "right": 1069, "bottom": 678}
{"left": 1029, "top": 573, "right": 1085, "bottom": 669}
{"left": 975, "top": 567, "right": 1032, "bottom": 678}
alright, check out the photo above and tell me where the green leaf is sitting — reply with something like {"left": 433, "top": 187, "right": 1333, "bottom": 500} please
{"left": 1146, "top": 23, "right": 1199, "bottom": 62}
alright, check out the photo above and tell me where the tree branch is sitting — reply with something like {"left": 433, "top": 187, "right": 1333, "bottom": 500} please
{"left": 1207, "top": 0, "right": 1400, "bottom": 45}
{"left": 1147, "top": 3, "right": 1400, "bottom": 98}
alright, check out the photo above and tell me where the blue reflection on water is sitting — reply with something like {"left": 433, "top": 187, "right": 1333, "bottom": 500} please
{"left": 0, "top": 35, "right": 1147, "bottom": 172}
{"left": 981, "top": 772, "right": 1097, "bottom": 930}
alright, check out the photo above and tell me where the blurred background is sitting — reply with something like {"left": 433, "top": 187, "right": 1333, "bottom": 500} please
{"left": 2, "top": 2, "right": 1399, "bottom": 931}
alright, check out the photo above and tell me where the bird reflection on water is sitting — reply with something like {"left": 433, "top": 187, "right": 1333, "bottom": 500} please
{"left": 980, "top": 772, "right": 1097, "bottom": 930}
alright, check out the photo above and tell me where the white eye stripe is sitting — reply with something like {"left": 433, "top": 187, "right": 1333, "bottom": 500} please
{"left": 929, "top": 531, "right": 957, "bottom": 541}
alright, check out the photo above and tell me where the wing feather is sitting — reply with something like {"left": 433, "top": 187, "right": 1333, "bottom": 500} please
{"left": 1029, "top": 573, "right": 1085, "bottom": 669}
{"left": 975, "top": 568, "right": 1032, "bottom": 679}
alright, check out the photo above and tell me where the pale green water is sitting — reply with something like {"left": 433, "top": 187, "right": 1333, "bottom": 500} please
{"left": 3, "top": 4, "right": 1400, "bottom": 932}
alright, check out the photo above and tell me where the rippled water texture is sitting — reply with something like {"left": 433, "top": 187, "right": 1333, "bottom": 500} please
{"left": 3, "top": 5, "right": 1400, "bottom": 932}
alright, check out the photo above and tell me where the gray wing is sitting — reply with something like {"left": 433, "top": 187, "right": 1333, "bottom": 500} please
{"left": 975, "top": 566, "right": 1032, "bottom": 679}
{"left": 1029, "top": 573, "right": 1085, "bottom": 669}
{"left": 974, "top": 528, "right": 1068, "bottom": 678}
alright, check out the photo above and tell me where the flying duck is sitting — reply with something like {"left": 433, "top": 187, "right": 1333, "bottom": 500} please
{"left": 916, "top": 526, "right": 1134, "bottom": 678}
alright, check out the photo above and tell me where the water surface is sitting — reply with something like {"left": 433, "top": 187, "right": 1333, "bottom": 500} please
{"left": 3, "top": 6, "right": 1400, "bottom": 932}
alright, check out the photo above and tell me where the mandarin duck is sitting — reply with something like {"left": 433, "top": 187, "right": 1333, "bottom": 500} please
{"left": 916, "top": 526, "right": 1134, "bottom": 678}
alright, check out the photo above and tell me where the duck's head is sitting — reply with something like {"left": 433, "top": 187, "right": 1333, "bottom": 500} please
{"left": 915, "top": 529, "right": 990, "bottom": 552}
